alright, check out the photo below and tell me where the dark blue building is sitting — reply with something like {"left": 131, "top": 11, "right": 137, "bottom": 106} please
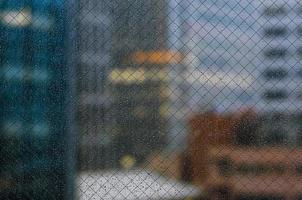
{"left": 0, "top": 1, "right": 75, "bottom": 199}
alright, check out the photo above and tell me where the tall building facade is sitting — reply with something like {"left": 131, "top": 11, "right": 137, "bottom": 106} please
{"left": 254, "top": 0, "right": 302, "bottom": 113}
{"left": 76, "top": 0, "right": 113, "bottom": 170}
{"left": 166, "top": 0, "right": 190, "bottom": 152}
{"left": 0, "top": 1, "right": 75, "bottom": 199}
{"left": 108, "top": 0, "right": 168, "bottom": 166}
{"left": 251, "top": 0, "right": 302, "bottom": 145}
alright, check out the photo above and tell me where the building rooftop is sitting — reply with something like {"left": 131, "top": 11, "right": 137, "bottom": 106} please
{"left": 77, "top": 169, "right": 202, "bottom": 200}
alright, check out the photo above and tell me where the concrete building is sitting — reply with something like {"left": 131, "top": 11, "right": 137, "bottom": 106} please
{"left": 77, "top": 0, "right": 174, "bottom": 169}
{"left": 205, "top": 147, "right": 302, "bottom": 200}
{"left": 248, "top": 0, "right": 302, "bottom": 145}
{"left": 76, "top": 0, "right": 113, "bottom": 169}
{"left": 108, "top": 0, "right": 168, "bottom": 166}
{"left": 253, "top": 0, "right": 302, "bottom": 113}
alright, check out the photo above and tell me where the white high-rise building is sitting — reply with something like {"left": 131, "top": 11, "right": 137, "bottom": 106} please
{"left": 253, "top": 0, "right": 302, "bottom": 113}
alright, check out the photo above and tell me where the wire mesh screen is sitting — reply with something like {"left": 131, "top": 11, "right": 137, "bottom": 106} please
{"left": 1, "top": 0, "right": 302, "bottom": 200}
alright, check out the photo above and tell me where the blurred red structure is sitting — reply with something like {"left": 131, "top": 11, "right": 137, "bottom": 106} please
{"left": 187, "top": 111, "right": 302, "bottom": 200}
{"left": 187, "top": 112, "right": 236, "bottom": 186}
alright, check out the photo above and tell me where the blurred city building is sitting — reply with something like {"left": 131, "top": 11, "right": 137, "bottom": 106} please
{"left": 0, "top": 1, "right": 75, "bottom": 199}
{"left": 205, "top": 147, "right": 302, "bottom": 200}
{"left": 186, "top": 112, "right": 302, "bottom": 200}
{"left": 253, "top": 0, "right": 302, "bottom": 113}
{"left": 166, "top": 0, "right": 191, "bottom": 152}
{"left": 250, "top": 0, "right": 302, "bottom": 146}
{"left": 108, "top": 0, "right": 169, "bottom": 166}
{"left": 76, "top": 0, "right": 113, "bottom": 170}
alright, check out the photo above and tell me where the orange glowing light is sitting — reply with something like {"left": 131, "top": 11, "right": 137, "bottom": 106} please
{"left": 132, "top": 51, "right": 183, "bottom": 64}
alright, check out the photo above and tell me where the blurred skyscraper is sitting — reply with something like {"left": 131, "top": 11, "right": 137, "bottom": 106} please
{"left": 251, "top": 0, "right": 302, "bottom": 145}
{"left": 0, "top": 1, "right": 75, "bottom": 199}
{"left": 76, "top": 0, "right": 113, "bottom": 170}
{"left": 166, "top": 0, "right": 191, "bottom": 152}
{"left": 253, "top": 0, "right": 302, "bottom": 113}
{"left": 108, "top": 0, "right": 168, "bottom": 166}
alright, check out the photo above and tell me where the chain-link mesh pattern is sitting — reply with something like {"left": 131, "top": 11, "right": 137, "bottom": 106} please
{"left": 1, "top": 0, "right": 302, "bottom": 199}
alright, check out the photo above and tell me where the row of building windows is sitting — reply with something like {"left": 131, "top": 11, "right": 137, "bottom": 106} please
{"left": 262, "top": 89, "right": 302, "bottom": 101}
{"left": 264, "top": 47, "right": 302, "bottom": 59}
{"left": 263, "top": 68, "right": 288, "bottom": 80}
{"left": 234, "top": 112, "right": 302, "bottom": 146}
{"left": 263, "top": 6, "right": 302, "bottom": 17}
{"left": 262, "top": 68, "right": 302, "bottom": 80}
{"left": 263, "top": 26, "right": 302, "bottom": 38}
{"left": 2, "top": 121, "right": 49, "bottom": 136}
{"left": 2, "top": 66, "right": 50, "bottom": 82}
{"left": 261, "top": 89, "right": 302, "bottom": 103}
{"left": 216, "top": 158, "right": 302, "bottom": 177}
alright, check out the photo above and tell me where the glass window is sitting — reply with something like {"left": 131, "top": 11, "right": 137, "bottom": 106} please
{"left": 237, "top": 163, "right": 259, "bottom": 175}
{"left": 263, "top": 68, "right": 288, "bottom": 80}
{"left": 263, "top": 90, "right": 288, "bottom": 100}
{"left": 265, "top": 129, "right": 287, "bottom": 145}
{"left": 216, "top": 157, "right": 232, "bottom": 176}
{"left": 263, "top": 6, "right": 287, "bottom": 17}
{"left": 5, "top": 47, "right": 23, "bottom": 62}
{"left": 264, "top": 48, "right": 287, "bottom": 59}
{"left": 0, "top": 2, "right": 71, "bottom": 199}
{"left": 264, "top": 27, "right": 287, "bottom": 38}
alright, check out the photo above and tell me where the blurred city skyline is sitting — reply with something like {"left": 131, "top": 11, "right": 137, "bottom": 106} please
{"left": 2, "top": 0, "right": 302, "bottom": 199}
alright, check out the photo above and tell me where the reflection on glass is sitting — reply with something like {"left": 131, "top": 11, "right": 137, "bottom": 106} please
{"left": 0, "top": 1, "right": 70, "bottom": 199}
